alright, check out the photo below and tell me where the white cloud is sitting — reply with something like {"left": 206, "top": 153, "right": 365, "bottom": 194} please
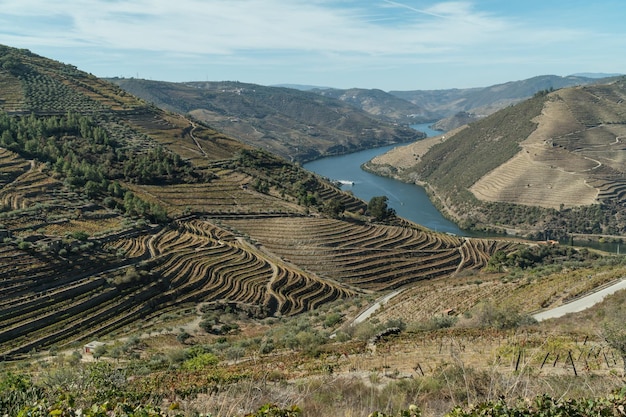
{"left": 0, "top": 0, "right": 590, "bottom": 57}
{"left": 1, "top": 0, "right": 623, "bottom": 89}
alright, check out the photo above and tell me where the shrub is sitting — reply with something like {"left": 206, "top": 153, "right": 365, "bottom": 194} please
{"left": 246, "top": 403, "right": 301, "bottom": 417}
{"left": 445, "top": 390, "right": 626, "bottom": 417}
{"left": 369, "top": 404, "right": 422, "bottom": 417}
{"left": 17, "top": 241, "right": 32, "bottom": 250}
{"left": 323, "top": 312, "right": 343, "bottom": 328}
{"left": 181, "top": 352, "right": 218, "bottom": 371}
{"left": 427, "top": 315, "right": 458, "bottom": 330}
{"left": 71, "top": 230, "right": 89, "bottom": 241}
{"left": 260, "top": 340, "right": 275, "bottom": 354}
{"left": 176, "top": 331, "right": 191, "bottom": 344}
{"left": 475, "top": 303, "right": 536, "bottom": 330}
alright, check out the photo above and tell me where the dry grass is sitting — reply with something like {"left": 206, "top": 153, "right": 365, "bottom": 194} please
{"left": 375, "top": 263, "right": 626, "bottom": 325}
{"left": 40, "top": 217, "right": 124, "bottom": 236}
{"left": 470, "top": 98, "right": 600, "bottom": 209}
{"left": 370, "top": 126, "right": 467, "bottom": 171}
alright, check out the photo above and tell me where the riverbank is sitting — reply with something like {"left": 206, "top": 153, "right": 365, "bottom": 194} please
{"left": 303, "top": 124, "right": 465, "bottom": 235}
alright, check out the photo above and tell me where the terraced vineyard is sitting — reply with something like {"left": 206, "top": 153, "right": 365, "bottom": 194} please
{"left": 0, "top": 147, "right": 30, "bottom": 186}
{"left": 134, "top": 171, "right": 307, "bottom": 217}
{"left": 0, "top": 211, "right": 359, "bottom": 356}
{"left": 367, "top": 78, "right": 626, "bottom": 235}
{"left": 470, "top": 85, "right": 626, "bottom": 210}
{"left": 222, "top": 217, "right": 519, "bottom": 291}
{"left": 0, "top": 45, "right": 525, "bottom": 360}
{"left": 0, "top": 150, "right": 122, "bottom": 236}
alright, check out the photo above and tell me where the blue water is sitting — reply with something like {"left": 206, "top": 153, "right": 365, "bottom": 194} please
{"left": 304, "top": 123, "right": 466, "bottom": 235}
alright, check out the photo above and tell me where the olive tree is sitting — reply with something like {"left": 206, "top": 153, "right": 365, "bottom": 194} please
{"left": 368, "top": 196, "right": 395, "bottom": 221}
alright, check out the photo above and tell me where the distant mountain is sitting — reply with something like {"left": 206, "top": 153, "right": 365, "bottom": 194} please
{"left": 365, "top": 77, "right": 626, "bottom": 237}
{"left": 389, "top": 75, "right": 617, "bottom": 127}
{"left": 107, "top": 78, "right": 424, "bottom": 162}
{"left": 570, "top": 72, "right": 623, "bottom": 79}
{"left": 302, "top": 75, "right": 614, "bottom": 130}
{"left": 310, "top": 87, "right": 435, "bottom": 124}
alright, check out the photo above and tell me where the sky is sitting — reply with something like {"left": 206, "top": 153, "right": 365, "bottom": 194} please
{"left": 0, "top": 0, "right": 625, "bottom": 91}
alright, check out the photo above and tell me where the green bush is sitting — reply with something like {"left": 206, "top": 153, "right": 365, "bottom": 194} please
{"left": 245, "top": 403, "right": 301, "bottom": 417}
{"left": 476, "top": 303, "right": 536, "bottom": 330}
{"left": 445, "top": 389, "right": 626, "bottom": 417}
{"left": 369, "top": 404, "right": 421, "bottom": 417}
{"left": 181, "top": 352, "right": 219, "bottom": 371}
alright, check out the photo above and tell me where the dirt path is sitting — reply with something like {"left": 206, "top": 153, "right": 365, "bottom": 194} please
{"left": 187, "top": 119, "right": 207, "bottom": 157}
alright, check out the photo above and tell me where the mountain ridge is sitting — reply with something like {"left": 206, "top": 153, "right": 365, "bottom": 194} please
{"left": 107, "top": 78, "right": 424, "bottom": 163}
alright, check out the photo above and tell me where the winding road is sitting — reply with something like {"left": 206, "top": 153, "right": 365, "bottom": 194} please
{"left": 351, "top": 289, "right": 404, "bottom": 326}
{"left": 345, "top": 276, "right": 626, "bottom": 328}
{"left": 532, "top": 278, "right": 626, "bottom": 321}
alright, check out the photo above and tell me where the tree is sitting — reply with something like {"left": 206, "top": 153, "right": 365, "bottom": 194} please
{"left": 322, "top": 198, "right": 345, "bottom": 219}
{"left": 84, "top": 180, "right": 102, "bottom": 198}
{"left": 93, "top": 344, "right": 107, "bottom": 360}
{"left": 368, "top": 196, "right": 395, "bottom": 221}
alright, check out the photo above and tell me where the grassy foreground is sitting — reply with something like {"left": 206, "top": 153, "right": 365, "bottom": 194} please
{"left": 2, "top": 256, "right": 626, "bottom": 417}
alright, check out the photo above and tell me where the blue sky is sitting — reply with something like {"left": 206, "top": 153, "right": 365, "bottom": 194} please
{"left": 0, "top": 0, "right": 624, "bottom": 90}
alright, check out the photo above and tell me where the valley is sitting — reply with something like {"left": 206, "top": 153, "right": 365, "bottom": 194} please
{"left": 1, "top": 44, "right": 626, "bottom": 417}
{"left": 0, "top": 44, "right": 520, "bottom": 358}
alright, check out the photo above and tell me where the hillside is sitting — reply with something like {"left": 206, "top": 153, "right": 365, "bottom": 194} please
{"left": 0, "top": 44, "right": 522, "bottom": 358}
{"left": 106, "top": 78, "right": 424, "bottom": 162}
{"left": 365, "top": 79, "right": 626, "bottom": 238}
{"left": 3, "top": 45, "right": 626, "bottom": 417}
{"left": 310, "top": 87, "right": 435, "bottom": 124}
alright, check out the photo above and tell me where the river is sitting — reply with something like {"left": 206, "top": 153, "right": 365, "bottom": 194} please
{"left": 303, "top": 123, "right": 466, "bottom": 235}
{"left": 304, "top": 124, "right": 625, "bottom": 253}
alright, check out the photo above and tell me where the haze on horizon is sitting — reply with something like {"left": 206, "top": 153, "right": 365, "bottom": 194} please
{"left": 1, "top": 0, "right": 625, "bottom": 91}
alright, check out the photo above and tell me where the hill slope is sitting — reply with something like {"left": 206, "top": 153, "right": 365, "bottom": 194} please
{"left": 365, "top": 79, "right": 626, "bottom": 238}
{"left": 0, "top": 44, "right": 518, "bottom": 358}
{"left": 310, "top": 87, "right": 436, "bottom": 124}
{"left": 107, "top": 78, "right": 424, "bottom": 162}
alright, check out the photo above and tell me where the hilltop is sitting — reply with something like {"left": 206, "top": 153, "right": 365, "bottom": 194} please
{"left": 365, "top": 79, "right": 626, "bottom": 239}
{"left": 106, "top": 78, "right": 423, "bottom": 162}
